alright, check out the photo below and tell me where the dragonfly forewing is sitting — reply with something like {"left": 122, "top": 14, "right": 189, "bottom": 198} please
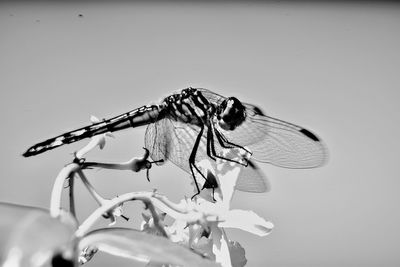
{"left": 145, "top": 118, "right": 269, "bottom": 193}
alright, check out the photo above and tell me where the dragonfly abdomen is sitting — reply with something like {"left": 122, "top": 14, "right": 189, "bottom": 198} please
{"left": 23, "top": 105, "right": 164, "bottom": 157}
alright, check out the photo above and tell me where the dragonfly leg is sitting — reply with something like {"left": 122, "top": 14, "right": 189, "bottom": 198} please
{"left": 206, "top": 125, "right": 216, "bottom": 161}
{"left": 178, "top": 102, "right": 218, "bottom": 197}
{"left": 208, "top": 123, "right": 232, "bottom": 162}
{"left": 188, "top": 125, "right": 209, "bottom": 198}
{"left": 214, "top": 128, "right": 252, "bottom": 155}
{"left": 213, "top": 132, "right": 248, "bottom": 166}
{"left": 209, "top": 121, "right": 250, "bottom": 167}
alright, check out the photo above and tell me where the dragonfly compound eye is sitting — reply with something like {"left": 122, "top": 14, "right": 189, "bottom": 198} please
{"left": 217, "top": 97, "right": 246, "bottom": 130}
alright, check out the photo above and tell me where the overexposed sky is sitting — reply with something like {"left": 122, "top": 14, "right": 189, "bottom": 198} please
{"left": 1, "top": 1, "right": 399, "bottom": 266}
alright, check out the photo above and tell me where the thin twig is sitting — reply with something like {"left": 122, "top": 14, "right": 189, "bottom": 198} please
{"left": 75, "top": 192, "right": 155, "bottom": 237}
{"left": 143, "top": 198, "right": 169, "bottom": 237}
{"left": 69, "top": 175, "right": 76, "bottom": 218}
{"left": 77, "top": 169, "right": 105, "bottom": 205}
{"left": 50, "top": 163, "right": 81, "bottom": 218}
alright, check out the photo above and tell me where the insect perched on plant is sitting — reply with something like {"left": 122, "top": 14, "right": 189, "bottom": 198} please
{"left": 23, "top": 88, "right": 327, "bottom": 195}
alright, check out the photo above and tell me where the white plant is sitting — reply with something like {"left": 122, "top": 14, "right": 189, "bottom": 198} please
{"left": 0, "top": 116, "right": 273, "bottom": 267}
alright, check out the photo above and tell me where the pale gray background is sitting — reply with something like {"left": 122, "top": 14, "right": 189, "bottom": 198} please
{"left": 1, "top": 1, "right": 399, "bottom": 266}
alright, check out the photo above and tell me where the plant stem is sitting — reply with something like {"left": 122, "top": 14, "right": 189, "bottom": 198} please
{"left": 77, "top": 169, "right": 105, "bottom": 205}
{"left": 69, "top": 175, "right": 76, "bottom": 218}
{"left": 75, "top": 192, "right": 168, "bottom": 238}
{"left": 50, "top": 163, "right": 81, "bottom": 218}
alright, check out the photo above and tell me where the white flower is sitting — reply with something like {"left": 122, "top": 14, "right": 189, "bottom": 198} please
{"left": 194, "top": 153, "right": 274, "bottom": 237}
{"left": 164, "top": 150, "right": 273, "bottom": 267}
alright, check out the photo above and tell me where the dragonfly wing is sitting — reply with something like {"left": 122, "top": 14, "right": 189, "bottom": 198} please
{"left": 196, "top": 88, "right": 226, "bottom": 106}
{"left": 145, "top": 118, "right": 207, "bottom": 173}
{"left": 145, "top": 118, "right": 269, "bottom": 193}
{"left": 197, "top": 89, "right": 327, "bottom": 168}
{"left": 199, "top": 88, "right": 268, "bottom": 146}
{"left": 242, "top": 103, "right": 327, "bottom": 168}
{"left": 246, "top": 127, "right": 327, "bottom": 168}
{"left": 235, "top": 159, "right": 270, "bottom": 193}
{"left": 144, "top": 121, "right": 167, "bottom": 166}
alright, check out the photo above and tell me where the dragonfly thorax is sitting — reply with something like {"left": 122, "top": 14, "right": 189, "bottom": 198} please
{"left": 216, "top": 97, "right": 246, "bottom": 131}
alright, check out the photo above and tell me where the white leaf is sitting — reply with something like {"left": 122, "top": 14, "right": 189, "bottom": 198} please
{"left": 79, "top": 228, "right": 221, "bottom": 267}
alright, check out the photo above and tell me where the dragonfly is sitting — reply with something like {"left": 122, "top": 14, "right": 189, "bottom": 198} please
{"left": 23, "top": 88, "right": 327, "bottom": 194}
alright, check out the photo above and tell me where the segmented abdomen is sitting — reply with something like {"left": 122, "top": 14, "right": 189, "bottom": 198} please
{"left": 23, "top": 105, "right": 163, "bottom": 157}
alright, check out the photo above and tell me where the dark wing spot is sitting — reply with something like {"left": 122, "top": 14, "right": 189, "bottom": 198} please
{"left": 300, "top": 128, "right": 320, "bottom": 142}
{"left": 252, "top": 106, "right": 265, "bottom": 116}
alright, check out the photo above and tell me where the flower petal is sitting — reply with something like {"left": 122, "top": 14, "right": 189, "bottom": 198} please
{"left": 210, "top": 223, "right": 232, "bottom": 267}
{"left": 215, "top": 161, "right": 241, "bottom": 208}
{"left": 218, "top": 210, "right": 273, "bottom": 237}
{"left": 228, "top": 241, "right": 247, "bottom": 267}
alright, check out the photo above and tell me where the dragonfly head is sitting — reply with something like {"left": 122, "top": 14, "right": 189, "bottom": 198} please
{"left": 217, "top": 97, "right": 246, "bottom": 130}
